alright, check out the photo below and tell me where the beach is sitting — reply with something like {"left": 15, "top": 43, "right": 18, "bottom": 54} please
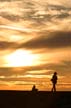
{"left": 0, "top": 90, "right": 71, "bottom": 108}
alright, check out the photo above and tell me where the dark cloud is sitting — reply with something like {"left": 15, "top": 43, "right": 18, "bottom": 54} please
{"left": 0, "top": 0, "right": 10, "bottom": 1}
{"left": 55, "top": 13, "right": 70, "bottom": 19}
{"left": 0, "top": 67, "right": 13, "bottom": 76}
{"left": 0, "top": 0, "right": 17, "bottom": 1}
{"left": 34, "top": 4, "right": 71, "bottom": 21}
{"left": 0, "top": 1, "right": 71, "bottom": 24}
{"left": 62, "top": 60, "right": 71, "bottom": 70}
{"left": 0, "top": 67, "right": 25, "bottom": 76}
{"left": 0, "top": 12, "right": 20, "bottom": 22}
{"left": 0, "top": 41, "right": 19, "bottom": 50}
{"left": 48, "top": 4, "right": 71, "bottom": 11}
{"left": 19, "top": 31, "right": 71, "bottom": 50}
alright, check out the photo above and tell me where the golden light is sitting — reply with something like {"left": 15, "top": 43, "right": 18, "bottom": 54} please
{"left": 5, "top": 49, "right": 39, "bottom": 67}
{"left": 9, "top": 35, "right": 23, "bottom": 42}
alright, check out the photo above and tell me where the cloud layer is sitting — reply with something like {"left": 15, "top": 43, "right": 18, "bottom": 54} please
{"left": 20, "top": 31, "right": 71, "bottom": 50}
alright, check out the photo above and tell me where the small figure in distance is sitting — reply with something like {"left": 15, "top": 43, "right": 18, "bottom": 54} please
{"left": 51, "top": 72, "right": 58, "bottom": 92}
{"left": 32, "top": 85, "right": 38, "bottom": 92}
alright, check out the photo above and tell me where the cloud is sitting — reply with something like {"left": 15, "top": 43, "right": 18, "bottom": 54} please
{"left": 0, "top": 0, "right": 71, "bottom": 35}
{"left": 0, "top": 59, "right": 70, "bottom": 77}
{"left": 19, "top": 31, "right": 71, "bottom": 50}
{"left": 27, "top": 60, "right": 71, "bottom": 76}
{"left": 0, "top": 0, "right": 10, "bottom": 1}
{"left": 0, "top": 12, "right": 20, "bottom": 22}
{"left": 48, "top": 4, "right": 71, "bottom": 11}
{"left": 62, "top": 60, "right": 71, "bottom": 73}
{"left": 0, "top": 0, "right": 71, "bottom": 25}
{"left": 0, "top": 67, "right": 26, "bottom": 76}
{"left": 0, "top": 59, "right": 70, "bottom": 85}
{"left": 0, "top": 41, "right": 19, "bottom": 50}
{"left": 54, "top": 12, "right": 70, "bottom": 19}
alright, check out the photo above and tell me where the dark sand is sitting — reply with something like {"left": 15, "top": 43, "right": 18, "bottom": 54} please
{"left": 0, "top": 90, "right": 71, "bottom": 108}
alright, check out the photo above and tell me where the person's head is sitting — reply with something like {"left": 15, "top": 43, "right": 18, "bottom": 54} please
{"left": 54, "top": 72, "right": 57, "bottom": 75}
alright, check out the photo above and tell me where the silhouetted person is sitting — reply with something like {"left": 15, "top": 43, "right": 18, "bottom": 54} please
{"left": 32, "top": 85, "right": 38, "bottom": 92}
{"left": 51, "top": 72, "right": 58, "bottom": 92}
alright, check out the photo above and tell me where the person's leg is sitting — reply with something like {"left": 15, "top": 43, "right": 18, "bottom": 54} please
{"left": 51, "top": 87, "right": 53, "bottom": 91}
{"left": 51, "top": 83, "right": 54, "bottom": 92}
{"left": 54, "top": 84, "right": 56, "bottom": 92}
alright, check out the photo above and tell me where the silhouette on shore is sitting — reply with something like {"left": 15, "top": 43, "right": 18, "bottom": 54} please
{"left": 32, "top": 85, "right": 38, "bottom": 92}
{"left": 51, "top": 72, "right": 58, "bottom": 92}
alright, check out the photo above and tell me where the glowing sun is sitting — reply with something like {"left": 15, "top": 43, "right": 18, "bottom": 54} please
{"left": 5, "top": 49, "right": 39, "bottom": 67}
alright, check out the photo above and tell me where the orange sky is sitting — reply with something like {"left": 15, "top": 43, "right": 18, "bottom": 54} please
{"left": 0, "top": 0, "right": 71, "bottom": 91}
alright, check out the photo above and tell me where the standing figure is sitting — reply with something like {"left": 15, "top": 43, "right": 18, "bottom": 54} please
{"left": 51, "top": 72, "right": 58, "bottom": 92}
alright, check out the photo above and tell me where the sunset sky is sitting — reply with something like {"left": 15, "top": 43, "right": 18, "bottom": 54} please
{"left": 0, "top": 0, "right": 71, "bottom": 91}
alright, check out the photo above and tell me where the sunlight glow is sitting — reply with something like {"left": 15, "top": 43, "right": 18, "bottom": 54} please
{"left": 5, "top": 49, "right": 39, "bottom": 67}
{"left": 0, "top": 25, "right": 38, "bottom": 32}
{"left": 9, "top": 35, "right": 23, "bottom": 42}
